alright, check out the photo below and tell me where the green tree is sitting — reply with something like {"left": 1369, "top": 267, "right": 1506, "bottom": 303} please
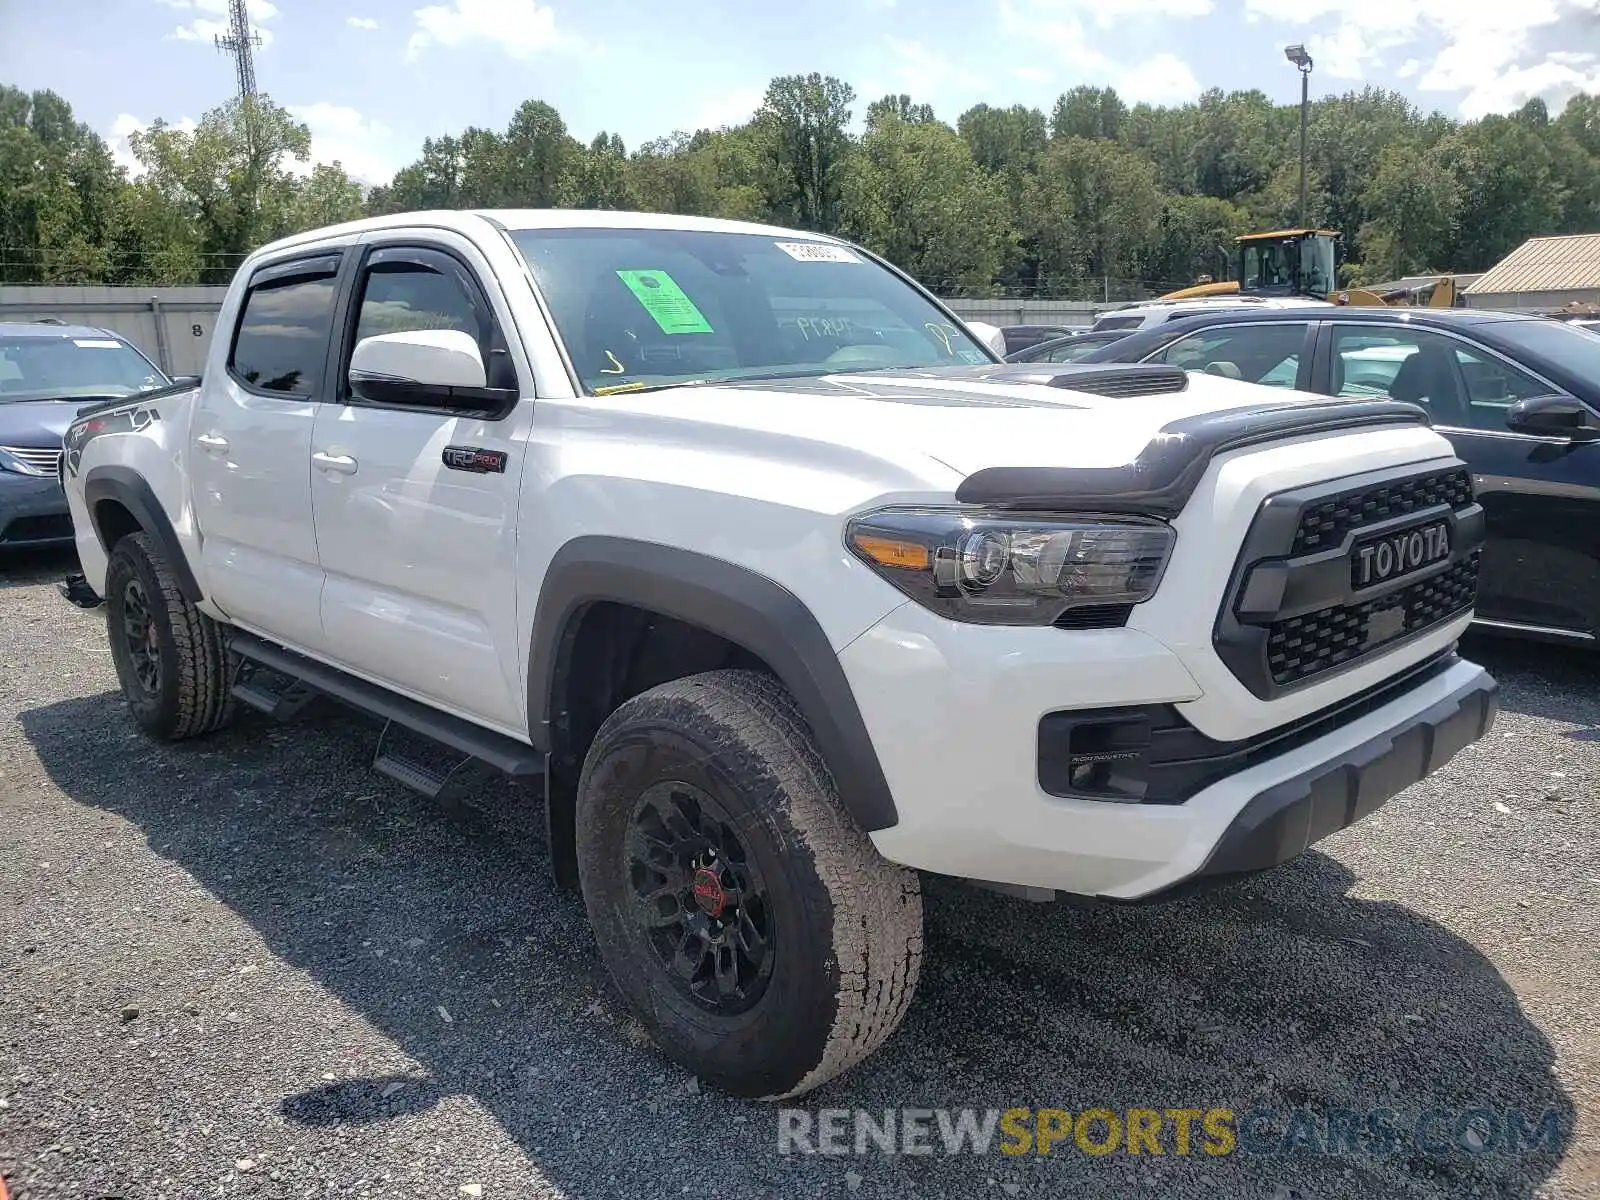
{"left": 756, "top": 73, "right": 856, "bottom": 233}
{"left": 839, "top": 114, "right": 1008, "bottom": 295}
{"left": 131, "top": 95, "right": 311, "bottom": 282}
{"left": 1050, "top": 86, "right": 1125, "bottom": 141}
{"left": 1356, "top": 142, "right": 1461, "bottom": 279}
{"left": 0, "top": 86, "right": 120, "bottom": 282}
{"left": 1028, "top": 136, "right": 1161, "bottom": 299}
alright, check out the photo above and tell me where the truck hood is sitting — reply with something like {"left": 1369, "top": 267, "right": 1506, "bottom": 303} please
{"left": 583, "top": 365, "right": 1348, "bottom": 478}
{"left": 0, "top": 396, "right": 119, "bottom": 447}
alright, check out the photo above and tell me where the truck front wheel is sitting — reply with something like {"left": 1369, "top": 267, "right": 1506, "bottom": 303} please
{"left": 104, "top": 531, "right": 234, "bottom": 741}
{"left": 575, "top": 668, "right": 923, "bottom": 1100}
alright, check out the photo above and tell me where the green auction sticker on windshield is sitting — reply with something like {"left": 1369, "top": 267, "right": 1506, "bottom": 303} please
{"left": 615, "top": 270, "right": 713, "bottom": 334}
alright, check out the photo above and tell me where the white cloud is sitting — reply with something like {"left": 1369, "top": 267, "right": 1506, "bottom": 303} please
{"left": 693, "top": 88, "right": 764, "bottom": 131}
{"left": 1013, "top": 66, "right": 1050, "bottom": 83}
{"left": 1305, "top": 26, "right": 1380, "bottom": 80}
{"left": 165, "top": 0, "right": 279, "bottom": 48}
{"left": 1013, "top": 0, "right": 1212, "bottom": 28}
{"left": 405, "top": 0, "right": 578, "bottom": 61}
{"left": 1242, "top": 0, "right": 1600, "bottom": 115}
{"left": 884, "top": 37, "right": 990, "bottom": 96}
{"left": 287, "top": 103, "right": 405, "bottom": 185}
{"left": 346, "top": 16, "right": 379, "bottom": 29}
{"left": 1000, "top": 0, "right": 1203, "bottom": 105}
{"left": 1453, "top": 56, "right": 1600, "bottom": 119}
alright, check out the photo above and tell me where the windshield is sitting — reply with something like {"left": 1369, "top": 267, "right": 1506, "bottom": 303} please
{"left": 1491, "top": 318, "right": 1600, "bottom": 382}
{"left": 0, "top": 334, "right": 168, "bottom": 403}
{"left": 507, "top": 227, "right": 993, "bottom": 394}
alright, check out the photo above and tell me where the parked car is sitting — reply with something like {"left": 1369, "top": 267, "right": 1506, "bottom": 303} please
{"left": 996, "top": 323, "right": 1085, "bottom": 354}
{"left": 1076, "top": 307, "right": 1600, "bottom": 645}
{"left": 59, "top": 209, "right": 1497, "bottom": 1099}
{"left": 1089, "top": 296, "right": 1327, "bottom": 332}
{"left": 0, "top": 321, "right": 172, "bottom": 550}
{"left": 1005, "top": 329, "right": 1134, "bottom": 363}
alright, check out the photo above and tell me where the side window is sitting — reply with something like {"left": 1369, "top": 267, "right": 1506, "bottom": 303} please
{"left": 1331, "top": 327, "right": 1495, "bottom": 428}
{"left": 228, "top": 260, "right": 339, "bottom": 396}
{"left": 354, "top": 261, "right": 481, "bottom": 346}
{"left": 1152, "top": 323, "right": 1306, "bottom": 386}
{"left": 346, "top": 247, "right": 518, "bottom": 402}
{"left": 1452, "top": 344, "right": 1550, "bottom": 430}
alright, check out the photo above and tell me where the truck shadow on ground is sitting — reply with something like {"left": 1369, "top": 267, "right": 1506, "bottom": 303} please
{"left": 20, "top": 692, "right": 1576, "bottom": 1200}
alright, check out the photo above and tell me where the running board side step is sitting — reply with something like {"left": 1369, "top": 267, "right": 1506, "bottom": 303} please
{"left": 226, "top": 631, "right": 545, "bottom": 785}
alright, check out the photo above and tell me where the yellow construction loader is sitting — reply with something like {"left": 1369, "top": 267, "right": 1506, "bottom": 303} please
{"left": 1158, "top": 230, "right": 1458, "bottom": 308}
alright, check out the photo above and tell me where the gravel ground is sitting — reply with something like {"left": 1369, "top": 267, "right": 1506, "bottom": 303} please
{"left": 2, "top": 546, "right": 1597, "bottom": 1200}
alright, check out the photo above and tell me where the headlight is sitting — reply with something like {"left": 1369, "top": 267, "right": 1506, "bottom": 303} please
{"left": 845, "top": 507, "right": 1176, "bottom": 626}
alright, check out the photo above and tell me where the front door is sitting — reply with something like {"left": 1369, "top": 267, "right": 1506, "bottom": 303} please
{"left": 1324, "top": 323, "right": 1600, "bottom": 640}
{"left": 309, "top": 236, "right": 533, "bottom": 733}
{"left": 188, "top": 251, "right": 344, "bottom": 652}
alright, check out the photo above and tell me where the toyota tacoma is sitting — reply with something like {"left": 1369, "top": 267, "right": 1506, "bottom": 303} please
{"left": 57, "top": 209, "right": 1499, "bottom": 1099}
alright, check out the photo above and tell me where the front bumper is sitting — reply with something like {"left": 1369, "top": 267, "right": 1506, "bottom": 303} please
{"left": 0, "top": 471, "right": 73, "bottom": 547}
{"left": 1134, "top": 662, "right": 1498, "bottom": 901}
{"left": 843, "top": 601, "right": 1495, "bottom": 900}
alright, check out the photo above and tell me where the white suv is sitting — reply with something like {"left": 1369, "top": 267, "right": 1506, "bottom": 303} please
{"left": 58, "top": 209, "right": 1499, "bottom": 1100}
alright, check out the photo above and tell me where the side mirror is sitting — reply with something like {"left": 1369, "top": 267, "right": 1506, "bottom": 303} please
{"left": 349, "top": 329, "right": 513, "bottom": 412}
{"left": 170, "top": 374, "right": 201, "bottom": 388}
{"left": 1505, "top": 395, "right": 1600, "bottom": 442}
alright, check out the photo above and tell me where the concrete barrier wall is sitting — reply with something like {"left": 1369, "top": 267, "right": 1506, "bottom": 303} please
{"left": 942, "top": 298, "right": 1099, "bottom": 326}
{"left": 0, "top": 286, "right": 230, "bottom": 378}
{"left": 0, "top": 287, "right": 1103, "bottom": 381}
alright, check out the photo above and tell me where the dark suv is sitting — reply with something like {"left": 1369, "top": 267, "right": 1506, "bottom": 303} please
{"left": 0, "top": 321, "right": 171, "bottom": 550}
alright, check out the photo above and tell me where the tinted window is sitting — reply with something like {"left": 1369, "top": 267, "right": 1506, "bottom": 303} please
{"left": 229, "top": 273, "right": 337, "bottom": 396}
{"left": 1093, "top": 314, "right": 1145, "bottom": 330}
{"left": 508, "top": 227, "right": 991, "bottom": 394}
{"left": 1152, "top": 323, "right": 1306, "bottom": 386}
{"left": 355, "top": 261, "right": 481, "bottom": 347}
{"left": 1332, "top": 326, "right": 1546, "bottom": 430}
{"left": 1045, "top": 339, "right": 1108, "bottom": 362}
{"left": 1490, "top": 318, "right": 1600, "bottom": 382}
{"left": 0, "top": 336, "right": 166, "bottom": 403}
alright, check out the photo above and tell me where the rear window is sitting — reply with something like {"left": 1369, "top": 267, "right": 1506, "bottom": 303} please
{"left": 1093, "top": 315, "right": 1145, "bottom": 331}
{"left": 228, "top": 270, "right": 339, "bottom": 396}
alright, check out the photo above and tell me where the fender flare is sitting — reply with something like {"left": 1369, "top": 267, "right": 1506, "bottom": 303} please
{"left": 83, "top": 466, "right": 203, "bottom": 602}
{"left": 527, "top": 536, "right": 899, "bottom": 833}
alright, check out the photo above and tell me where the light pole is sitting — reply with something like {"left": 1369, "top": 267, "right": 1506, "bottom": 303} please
{"left": 1284, "top": 43, "right": 1313, "bottom": 228}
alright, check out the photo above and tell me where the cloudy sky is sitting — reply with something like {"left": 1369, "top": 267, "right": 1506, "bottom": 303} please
{"left": 2, "top": 0, "right": 1598, "bottom": 187}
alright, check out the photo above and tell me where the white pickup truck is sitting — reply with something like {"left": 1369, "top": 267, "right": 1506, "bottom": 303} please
{"left": 58, "top": 209, "right": 1499, "bottom": 1100}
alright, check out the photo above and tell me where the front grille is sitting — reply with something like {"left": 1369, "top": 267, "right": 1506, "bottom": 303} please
{"left": 1291, "top": 467, "right": 1474, "bottom": 555}
{"left": 1266, "top": 554, "right": 1480, "bottom": 685}
{"left": 1, "top": 445, "right": 63, "bottom": 476}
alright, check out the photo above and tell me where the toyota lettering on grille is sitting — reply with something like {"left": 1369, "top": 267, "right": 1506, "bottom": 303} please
{"left": 1351, "top": 520, "right": 1452, "bottom": 590}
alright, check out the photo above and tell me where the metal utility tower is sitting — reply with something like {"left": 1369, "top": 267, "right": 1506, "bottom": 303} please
{"left": 214, "top": 0, "right": 261, "bottom": 101}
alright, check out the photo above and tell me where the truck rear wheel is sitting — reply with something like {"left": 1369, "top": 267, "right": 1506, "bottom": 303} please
{"left": 575, "top": 668, "right": 923, "bottom": 1100}
{"left": 104, "top": 531, "right": 234, "bottom": 741}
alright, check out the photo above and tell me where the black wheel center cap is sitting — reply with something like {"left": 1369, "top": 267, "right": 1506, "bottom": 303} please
{"left": 691, "top": 867, "right": 727, "bottom": 918}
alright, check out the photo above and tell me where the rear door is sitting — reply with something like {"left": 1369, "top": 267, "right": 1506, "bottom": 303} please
{"left": 189, "top": 251, "right": 345, "bottom": 651}
{"left": 308, "top": 230, "right": 535, "bottom": 732}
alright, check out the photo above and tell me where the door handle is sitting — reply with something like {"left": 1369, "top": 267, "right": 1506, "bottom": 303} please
{"left": 311, "top": 450, "right": 358, "bottom": 475}
{"left": 196, "top": 432, "right": 230, "bottom": 454}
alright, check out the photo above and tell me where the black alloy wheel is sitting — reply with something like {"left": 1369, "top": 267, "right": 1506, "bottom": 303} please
{"left": 627, "top": 779, "right": 774, "bottom": 1014}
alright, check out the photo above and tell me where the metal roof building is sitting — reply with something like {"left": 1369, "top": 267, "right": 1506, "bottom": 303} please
{"left": 1462, "top": 233, "right": 1600, "bottom": 312}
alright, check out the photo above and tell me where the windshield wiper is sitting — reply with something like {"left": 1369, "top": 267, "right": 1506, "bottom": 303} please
{"left": 590, "top": 366, "right": 866, "bottom": 396}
